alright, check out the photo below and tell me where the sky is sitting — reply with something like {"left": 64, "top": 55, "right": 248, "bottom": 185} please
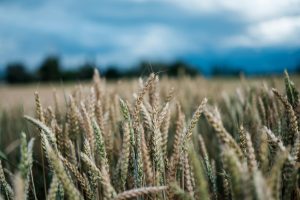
{"left": 0, "top": 0, "right": 300, "bottom": 74}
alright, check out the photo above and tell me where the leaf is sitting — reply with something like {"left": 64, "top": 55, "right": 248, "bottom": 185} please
{"left": 284, "top": 70, "right": 299, "bottom": 108}
{"left": 0, "top": 150, "right": 7, "bottom": 161}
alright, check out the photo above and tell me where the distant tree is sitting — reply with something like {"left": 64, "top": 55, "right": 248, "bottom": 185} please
{"left": 5, "top": 62, "right": 33, "bottom": 83}
{"left": 212, "top": 65, "right": 240, "bottom": 76}
{"left": 77, "top": 62, "right": 95, "bottom": 80}
{"left": 61, "top": 70, "right": 78, "bottom": 81}
{"left": 138, "top": 61, "right": 168, "bottom": 76}
{"left": 105, "top": 67, "right": 121, "bottom": 79}
{"left": 38, "top": 56, "right": 61, "bottom": 81}
{"left": 169, "top": 61, "right": 199, "bottom": 77}
{"left": 296, "top": 64, "right": 300, "bottom": 74}
{"left": 134, "top": 60, "right": 199, "bottom": 77}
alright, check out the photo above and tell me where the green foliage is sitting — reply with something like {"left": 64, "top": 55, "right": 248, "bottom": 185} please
{"left": 38, "top": 56, "right": 61, "bottom": 82}
{"left": 284, "top": 70, "right": 299, "bottom": 108}
{"left": 5, "top": 63, "right": 33, "bottom": 84}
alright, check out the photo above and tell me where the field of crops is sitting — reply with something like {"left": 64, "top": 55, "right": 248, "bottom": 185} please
{"left": 0, "top": 70, "right": 300, "bottom": 200}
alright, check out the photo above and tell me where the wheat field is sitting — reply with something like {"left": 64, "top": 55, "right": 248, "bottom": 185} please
{"left": 0, "top": 70, "right": 300, "bottom": 200}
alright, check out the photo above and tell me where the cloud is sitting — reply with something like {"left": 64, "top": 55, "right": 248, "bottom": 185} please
{"left": 166, "top": 0, "right": 300, "bottom": 21}
{"left": 224, "top": 16, "right": 300, "bottom": 48}
{"left": 96, "top": 25, "right": 193, "bottom": 66}
{"left": 0, "top": 0, "right": 299, "bottom": 70}
{"left": 0, "top": 0, "right": 197, "bottom": 68}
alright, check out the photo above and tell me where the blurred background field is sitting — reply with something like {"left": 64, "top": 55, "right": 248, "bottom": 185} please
{"left": 1, "top": 74, "right": 299, "bottom": 112}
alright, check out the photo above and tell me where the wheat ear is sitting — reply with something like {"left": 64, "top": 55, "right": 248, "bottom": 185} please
{"left": 244, "top": 130, "right": 258, "bottom": 173}
{"left": 204, "top": 108, "right": 243, "bottom": 159}
{"left": 185, "top": 98, "right": 207, "bottom": 140}
{"left": 0, "top": 161, "right": 14, "bottom": 200}
{"left": 61, "top": 156, "right": 93, "bottom": 200}
{"left": 81, "top": 153, "right": 116, "bottom": 199}
{"left": 114, "top": 186, "right": 168, "bottom": 200}
{"left": 47, "top": 175, "right": 59, "bottom": 200}
{"left": 44, "top": 135, "right": 82, "bottom": 200}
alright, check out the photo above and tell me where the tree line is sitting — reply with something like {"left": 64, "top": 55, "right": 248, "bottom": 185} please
{"left": 4, "top": 55, "right": 300, "bottom": 84}
{"left": 4, "top": 56, "right": 201, "bottom": 84}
